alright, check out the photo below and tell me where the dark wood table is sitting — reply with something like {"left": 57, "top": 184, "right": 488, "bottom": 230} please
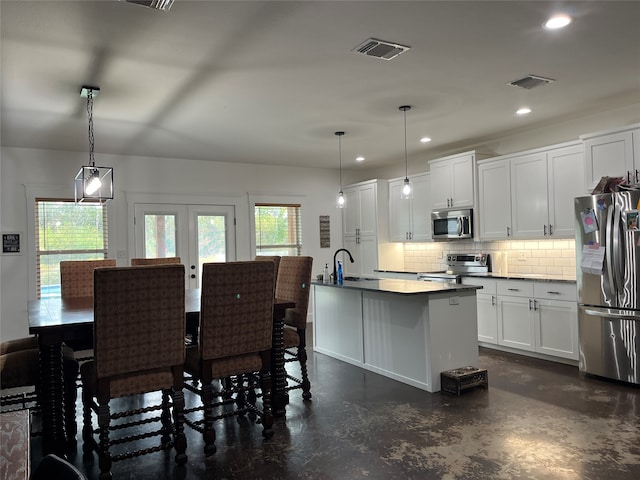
{"left": 28, "top": 289, "right": 294, "bottom": 457}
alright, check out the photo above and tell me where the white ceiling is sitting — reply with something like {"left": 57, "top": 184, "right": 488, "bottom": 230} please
{"left": 1, "top": 0, "right": 639, "bottom": 172}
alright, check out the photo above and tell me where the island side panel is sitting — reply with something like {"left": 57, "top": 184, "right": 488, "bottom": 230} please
{"left": 313, "top": 285, "right": 364, "bottom": 366}
{"left": 362, "top": 291, "right": 430, "bottom": 390}
{"left": 426, "top": 291, "right": 480, "bottom": 392}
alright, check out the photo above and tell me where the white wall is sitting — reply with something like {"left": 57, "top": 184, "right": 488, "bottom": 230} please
{"left": 0, "top": 147, "right": 342, "bottom": 341}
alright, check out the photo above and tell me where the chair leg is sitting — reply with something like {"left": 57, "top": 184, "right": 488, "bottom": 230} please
{"left": 297, "top": 328, "right": 312, "bottom": 400}
{"left": 97, "top": 401, "right": 112, "bottom": 480}
{"left": 236, "top": 374, "right": 246, "bottom": 415}
{"left": 260, "top": 369, "right": 274, "bottom": 439}
{"left": 161, "top": 389, "right": 173, "bottom": 445}
{"left": 81, "top": 388, "right": 93, "bottom": 458}
{"left": 171, "top": 388, "right": 188, "bottom": 465}
{"left": 202, "top": 381, "right": 217, "bottom": 456}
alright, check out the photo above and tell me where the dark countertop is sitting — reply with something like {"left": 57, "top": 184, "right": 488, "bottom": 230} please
{"left": 312, "top": 278, "right": 481, "bottom": 295}
{"left": 375, "top": 269, "right": 576, "bottom": 284}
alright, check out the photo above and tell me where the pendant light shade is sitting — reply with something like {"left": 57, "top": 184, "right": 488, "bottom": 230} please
{"left": 399, "top": 105, "right": 413, "bottom": 199}
{"left": 75, "top": 86, "right": 113, "bottom": 203}
{"left": 335, "top": 131, "right": 345, "bottom": 208}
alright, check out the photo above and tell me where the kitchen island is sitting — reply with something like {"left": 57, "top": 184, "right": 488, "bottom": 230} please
{"left": 313, "top": 279, "right": 481, "bottom": 392}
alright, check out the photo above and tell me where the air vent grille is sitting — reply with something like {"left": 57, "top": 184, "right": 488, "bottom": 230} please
{"left": 352, "top": 38, "right": 410, "bottom": 60}
{"left": 122, "top": 0, "right": 174, "bottom": 11}
{"left": 508, "top": 75, "right": 555, "bottom": 89}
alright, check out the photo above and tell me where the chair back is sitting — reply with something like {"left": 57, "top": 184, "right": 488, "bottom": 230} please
{"left": 276, "top": 256, "right": 313, "bottom": 329}
{"left": 93, "top": 264, "right": 185, "bottom": 379}
{"left": 131, "top": 257, "right": 181, "bottom": 266}
{"left": 255, "top": 255, "right": 280, "bottom": 289}
{"left": 60, "top": 259, "right": 116, "bottom": 298}
{"left": 199, "top": 261, "right": 274, "bottom": 360}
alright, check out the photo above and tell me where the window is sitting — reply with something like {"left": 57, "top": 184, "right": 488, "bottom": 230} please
{"left": 255, "top": 203, "right": 302, "bottom": 256}
{"left": 35, "top": 199, "right": 108, "bottom": 298}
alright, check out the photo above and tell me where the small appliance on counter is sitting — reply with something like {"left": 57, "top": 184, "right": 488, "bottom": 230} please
{"left": 418, "top": 253, "right": 490, "bottom": 284}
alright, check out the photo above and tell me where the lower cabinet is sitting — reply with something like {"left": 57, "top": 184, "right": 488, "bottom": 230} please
{"left": 462, "top": 277, "right": 578, "bottom": 361}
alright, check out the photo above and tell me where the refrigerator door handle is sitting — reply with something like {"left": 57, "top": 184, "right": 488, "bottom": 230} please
{"left": 612, "top": 203, "right": 625, "bottom": 299}
{"left": 605, "top": 204, "right": 617, "bottom": 297}
{"left": 583, "top": 306, "right": 640, "bottom": 320}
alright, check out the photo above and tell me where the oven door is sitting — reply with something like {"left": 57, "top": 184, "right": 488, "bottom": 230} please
{"left": 431, "top": 209, "right": 473, "bottom": 240}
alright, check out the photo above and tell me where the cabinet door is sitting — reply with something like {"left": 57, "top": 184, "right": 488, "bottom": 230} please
{"left": 478, "top": 160, "right": 512, "bottom": 239}
{"left": 342, "top": 236, "right": 360, "bottom": 276}
{"left": 409, "top": 173, "right": 431, "bottom": 241}
{"left": 430, "top": 161, "right": 452, "bottom": 210}
{"left": 497, "top": 295, "right": 535, "bottom": 351}
{"left": 388, "top": 179, "right": 411, "bottom": 242}
{"left": 535, "top": 299, "right": 578, "bottom": 360}
{"left": 358, "top": 235, "right": 379, "bottom": 276}
{"left": 451, "top": 154, "right": 474, "bottom": 208}
{"left": 547, "top": 144, "right": 585, "bottom": 237}
{"left": 343, "top": 188, "right": 361, "bottom": 236}
{"left": 584, "top": 131, "right": 634, "bottom": 191}
{"left": 358, "top": 183, "right": 377, "bottom": 236}
{"left": 477, "top": 293, "right": 498, "bottom": 344}
{"left": 510, "top": 152, "right": 549, "bottom": 238}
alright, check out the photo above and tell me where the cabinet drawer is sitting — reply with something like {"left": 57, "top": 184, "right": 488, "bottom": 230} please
{"left": 461, "top": 277, "right": 496, "bottom": 294}
{"left": 533, "top": 282, "right": 577, "bottom": 302}
{"left": 497, "top": 280, "right": 534, "bottom": 297}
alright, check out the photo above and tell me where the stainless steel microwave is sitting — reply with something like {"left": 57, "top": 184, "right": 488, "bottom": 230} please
{"left": 431, "top": 208, "right": 473, "bottom": 240}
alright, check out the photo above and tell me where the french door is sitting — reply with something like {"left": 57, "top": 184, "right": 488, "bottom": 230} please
{"left": 133, "top": 203, "right": 236, "bottom": 288}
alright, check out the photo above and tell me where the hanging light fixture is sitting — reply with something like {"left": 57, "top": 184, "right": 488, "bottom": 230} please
{"left": 335, "top": 131, "right": 346, "bottom": 208}
{"left": 74, "top": 86, "right": 113, "bottom": 203}
{"left": 399, "top": 105, "right": 413, "bottom": 199}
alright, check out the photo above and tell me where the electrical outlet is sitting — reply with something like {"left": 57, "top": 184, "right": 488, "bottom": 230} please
{"left": 449, "top": 296, "right": 460, "bottom": 305}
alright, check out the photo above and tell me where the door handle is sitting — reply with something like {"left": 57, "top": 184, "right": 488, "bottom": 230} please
{"left": 190, "top": 274, "right": 196, "bottom": 279}
{"left": 190, "top": 265, "right": 196, "bottom": 269}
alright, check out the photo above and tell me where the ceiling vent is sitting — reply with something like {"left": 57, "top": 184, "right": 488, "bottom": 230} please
{"left": 352, "top": 38, "right": 410, "bottom": 60}
{"left": 507, "top": 74, "right": 555, "bottom": 89}
{"left": 121, "top": 0, "right": 174, "bottom": 11}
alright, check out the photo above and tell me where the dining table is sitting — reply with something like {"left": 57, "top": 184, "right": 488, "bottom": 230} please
{"left": 28, "top": 289, "right": 294, "bottom": 458}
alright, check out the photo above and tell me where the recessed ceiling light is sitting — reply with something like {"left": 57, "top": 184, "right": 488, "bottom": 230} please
{"left": 516, "top": 107, "right": 532, "bottom": 116}
{"left": 420, "top": 137, "right": 432, "bottom": 143}
{"left": 544, "top": 14, "right": 572, "bottom": 29}
{"left": 356, "top": 156, "right": 365, "bottom": 162}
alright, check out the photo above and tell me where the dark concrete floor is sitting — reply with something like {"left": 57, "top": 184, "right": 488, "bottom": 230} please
{"left": 30, "top": 345, "right": 640, "bottom": 480}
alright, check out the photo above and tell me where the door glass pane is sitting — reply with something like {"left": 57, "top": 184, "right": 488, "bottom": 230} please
{"left": 144, "top": 214, "right": 177, "bottom": 258}
{"left": 197, "top": 215, "right": 227, "bottom": 279}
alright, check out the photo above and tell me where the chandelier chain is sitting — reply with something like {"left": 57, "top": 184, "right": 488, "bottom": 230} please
{"left": 87, "top": 90, "right": 95, "bottom": 168}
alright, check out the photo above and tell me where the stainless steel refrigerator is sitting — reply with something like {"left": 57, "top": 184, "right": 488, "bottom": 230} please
{"left": 574, "top": 191, "right": 639, "bottom": 385}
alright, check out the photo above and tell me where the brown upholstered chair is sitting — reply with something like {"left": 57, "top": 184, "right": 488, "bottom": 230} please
{"left": 277, "top": 256, "right": 314, "bottom": 400}
{"left": 60, "top": 259, "right": 117, "bottom": 298}
{"left": 184, "top": 261, "right": 275, "bottom": 456}
{"left": 130, "top": 257, "right": 181, "bottom": 265}
{"left": 80, "top": 264, "right": 187, "bottom": 479}
{"left": 1, "top": 337, "right": 79, "bottom": 442}
{"left": 255, "top": 255, "right": 280, "bottom": 286}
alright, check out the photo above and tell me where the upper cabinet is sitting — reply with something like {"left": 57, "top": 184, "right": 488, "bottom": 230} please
{"left": 342, "top": 179, "right": 390, "bottom": 276}
{"left": 581, "top": 124, "right": 640, "bottom": 191}
{"left": 478, "top": 142, "right": 585, "bottom": 240}
{"left": 429, "top": 151, "right": 476, "bottom": 210}
{"left": 388, "top": 173, "right": 431, "bottom": 242}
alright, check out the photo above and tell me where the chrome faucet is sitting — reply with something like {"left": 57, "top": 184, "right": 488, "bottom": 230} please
{"left": 333, "top": 248, "right": 354, "bottom": 284}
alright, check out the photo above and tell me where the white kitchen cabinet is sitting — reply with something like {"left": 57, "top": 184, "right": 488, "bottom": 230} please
{"left": 477, "top": 159, "right": 512, "bottom": 239}
{"left": 388, "top": 172, "right": 431, "bottom": 242}
{"left": 462, "top": 277, "right": 497, "bottom": 344}
{"left": 480, "top": 141, "right": 584, "bottom": 240}
{"left": 342, "top": 179, "right": 390, "bottom": 277}
{"left": 497, "top": 280, "right": 536, "bottom": 352}
{"left": 429, "top": 151, "right": 475, "bottom": 210}
{"left": 581, "top": 124, "right": 640, "bottom": 191}
{"left": 547, "top": 143, "right": 586, "bottom": 237}
{"left": 533, "top": 282, "right": 578, "bottom": 361}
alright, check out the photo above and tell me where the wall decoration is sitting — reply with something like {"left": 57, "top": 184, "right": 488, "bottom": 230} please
{"left": 319, "top": 215, "right": 330, "bottom": 248}
{"left": 2, "top": 232, "right": 22, "bottom": 255}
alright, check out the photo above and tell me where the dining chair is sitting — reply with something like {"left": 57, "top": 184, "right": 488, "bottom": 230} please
{"left": 130, "top": 257, "right": 181, "bottom": 265}
{"left": 183, "top": 261, "right": 275, "bottom": 456}
{"left": 80, "top": 264, "right": 187, "bottom": 480}
{"left": 255, "top": 255, "right": 280, "bottom": 287}
{"left": 1, "top": 337, "right": 79, "bottom": 442}
{"left": 277, "top": 256, "right": 314, "bottom": 400}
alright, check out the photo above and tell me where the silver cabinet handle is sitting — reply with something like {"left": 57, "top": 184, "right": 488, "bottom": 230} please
{"left": 506, "top": 226, "right": 511, "bottom": 237}
{"left": 491, "top": 295, "right": 496, "bottom": 306}
{"left": 549, "top": 224, "right": 553, "bottom": 235}
{"left": 507, "top": 288, "right": 519, "bottom": 291}
{"left": 534, "top": 299, "right": 538, "bottom": 311}
{"left": 547, "top": 291, "right": 561, "bottom": 295}
{"left": 544, "top": 224, "right": 547, "bottom": 236}
{"left": 636, "top": 169, "right": 639, "bottom": 183}
{"left": 528, "top": 299, "right": 532, "bottom": 310}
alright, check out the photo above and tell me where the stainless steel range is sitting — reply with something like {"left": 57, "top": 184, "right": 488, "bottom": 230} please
{"left": 417, "top": 253, "right": 490, "bottom": 284}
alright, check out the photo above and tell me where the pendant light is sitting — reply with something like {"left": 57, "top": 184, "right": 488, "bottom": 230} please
{"left": 335, "top": 131, "right": 345, "bottom": 208}
{"left": 74, "top": 86, "right": 113, "bottom": 203}
{"left": 399, "top": 105, "right": 413, "bottom": 199}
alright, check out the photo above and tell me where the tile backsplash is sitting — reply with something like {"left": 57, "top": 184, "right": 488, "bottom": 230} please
{"left": 403, "top": 239, "right": 576, "bottom": 280}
